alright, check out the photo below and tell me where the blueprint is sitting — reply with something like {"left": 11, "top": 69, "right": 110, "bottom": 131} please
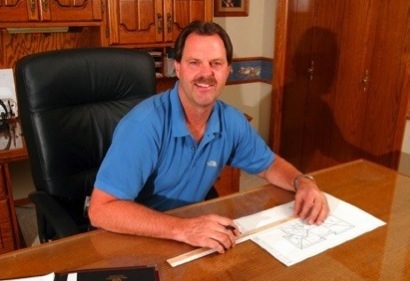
{"left": 234, "top": 193, "right": 385, "bottom": 266}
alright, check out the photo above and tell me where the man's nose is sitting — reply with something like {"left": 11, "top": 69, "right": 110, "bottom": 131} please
{"left": 199, "top": 63, "right": 214, "bottom": 76}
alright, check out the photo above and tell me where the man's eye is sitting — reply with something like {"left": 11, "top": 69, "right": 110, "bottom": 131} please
{"left": 211, "top": 62, "right": 222, "bottom": 68}
{"left": 189, "top": 61, "right": 198, "bottom": 65}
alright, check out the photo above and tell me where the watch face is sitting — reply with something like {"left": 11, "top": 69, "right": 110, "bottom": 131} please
{"left": 0, "top": 121, "right": 23, "bottom": 150}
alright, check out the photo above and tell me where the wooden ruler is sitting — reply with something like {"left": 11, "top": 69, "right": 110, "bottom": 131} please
{"left": 167, "top": 215, "right": 298, "bottom": 267}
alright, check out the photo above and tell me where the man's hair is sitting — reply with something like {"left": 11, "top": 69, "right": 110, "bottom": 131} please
{"left": 174, "top": 20, "right": 233, "bottom": 64}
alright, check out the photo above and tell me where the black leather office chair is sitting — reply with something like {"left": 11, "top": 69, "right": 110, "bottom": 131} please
{"left": 15, "top": 48, "right": 156, "bottom": 243}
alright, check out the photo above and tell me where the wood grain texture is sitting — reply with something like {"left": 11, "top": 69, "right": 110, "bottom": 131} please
{"left": 0, "top": 27, "right": 99, "bottom": 69}
{"left": 167, "top": 215, "right": 298, "bottom": 267}
{"left": 0, "top": 160, "right": 409, "bottom": 280}
{"left": 272, "top": 0, "right": 410, "bottom": 172}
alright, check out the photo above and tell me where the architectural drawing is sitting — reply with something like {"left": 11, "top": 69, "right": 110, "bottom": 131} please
{"left": 280, "top": 215, "right": 355, "bottom": 249}
{"left": 235, "top": 193, "right": 385, "bottom": 266}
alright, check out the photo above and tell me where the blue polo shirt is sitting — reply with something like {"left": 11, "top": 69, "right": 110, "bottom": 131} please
{"left": 95, "top": 82, "right": 275, "bottom": 211}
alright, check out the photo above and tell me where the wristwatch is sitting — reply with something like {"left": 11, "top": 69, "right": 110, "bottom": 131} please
{"left": 293, "top": 174, "right": 315, "bottom": 191}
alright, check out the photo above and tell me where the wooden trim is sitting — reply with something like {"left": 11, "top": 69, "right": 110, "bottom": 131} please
{"left": 232, "top": 57, "right": 272, "bottom": 62}
{"left": 269, "top": 0, "right": 288, "bottom": 152}
{"left": 226, "top": 78, "right": 271, "bottom": 85}
{"left": 14, "top": 197, "right": 32, "bottom": 207}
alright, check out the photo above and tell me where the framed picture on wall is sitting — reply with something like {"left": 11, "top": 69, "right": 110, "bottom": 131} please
{"left": 214, "top": 0, "right": 249, "bottom": 17}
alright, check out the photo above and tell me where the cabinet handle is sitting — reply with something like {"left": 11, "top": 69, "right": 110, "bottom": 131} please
{"left": 361, "top": 69, "right": 369, "bottom": 92}
{"left": 307, "top": 60, "right": 314, "bottom": 80}
{"left": 157, "top": 13, "right": 163, "bottom": 34}
{"left": 29, "top": 0, "right": 36, "bottom": 13}
{"left": 42, "top": 0, "right": 49, "bottom": 12}
{"left": 167, "top": 13, "right": 172, "bottom": 34}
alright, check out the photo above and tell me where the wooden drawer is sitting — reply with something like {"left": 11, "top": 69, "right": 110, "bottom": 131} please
{"left": 214, "top": 166, "right": 240, "bottom": 197}
{"left": 0, "top": 163, "right": 5, "bottom": 198}
{"left": 0, "top": 198, "right": 15, "bottom": 254}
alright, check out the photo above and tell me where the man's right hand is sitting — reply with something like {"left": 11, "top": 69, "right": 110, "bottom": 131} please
{"left": 176, "top": 214, "right": 240, "bottom": 253}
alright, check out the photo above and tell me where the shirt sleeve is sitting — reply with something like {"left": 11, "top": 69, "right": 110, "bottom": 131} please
{"left": 94, "top": 116, "right": 159, "bottom": 200}
{"left": 225, "top": 107, "right": 275, "bottom": 174}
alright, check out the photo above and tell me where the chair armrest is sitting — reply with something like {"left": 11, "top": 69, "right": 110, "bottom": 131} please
{"left": 29, "top": 191, "right": 80, "bottom": 242}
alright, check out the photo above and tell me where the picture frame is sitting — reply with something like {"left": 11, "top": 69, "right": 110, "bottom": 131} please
{"left": 214, "top": 0, "right": 249, "bottom": 17}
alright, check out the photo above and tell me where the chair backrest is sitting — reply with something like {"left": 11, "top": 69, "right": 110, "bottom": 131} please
{"left": 15, "top": 48, "right": 156, "bottom": 230}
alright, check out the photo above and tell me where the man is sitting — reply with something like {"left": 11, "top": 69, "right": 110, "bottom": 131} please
{"left": 89, "top": 21, "right": 329, "bottom": 254}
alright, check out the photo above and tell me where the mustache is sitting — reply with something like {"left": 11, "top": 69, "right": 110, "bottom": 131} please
{"left": 193, "top": 76, "right": 217, "bottom": 85}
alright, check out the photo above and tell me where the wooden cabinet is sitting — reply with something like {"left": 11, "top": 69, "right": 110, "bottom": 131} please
{"left": 0, "top": 163, "right": 20, "bottom": 254}
{"left": 0, "top": 0, "right": 102, "bottom": 25}
{"left": 107, "top": 0, "right": 213, "bottom": 46}
{"left": 271, "top": 0, "right": 410, "bottom": 172}
{"left": 214, "top": 166, "right": 240, "bottom": 197}
{"left": 0, "top": 121, "right": 27, "bottom": 254}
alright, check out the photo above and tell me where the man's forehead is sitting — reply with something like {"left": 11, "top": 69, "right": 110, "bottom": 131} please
{"left": 182, "top": 34, "right": 227, "bottom": 59}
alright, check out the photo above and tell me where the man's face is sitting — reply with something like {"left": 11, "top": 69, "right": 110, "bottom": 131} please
{"left": 175, "top": 33, "right": 231, "bottom": 111}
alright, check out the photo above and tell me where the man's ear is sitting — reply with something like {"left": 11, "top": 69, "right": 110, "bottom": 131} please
{"left": 174, "top": 61, "right": 180, "bottom": 78}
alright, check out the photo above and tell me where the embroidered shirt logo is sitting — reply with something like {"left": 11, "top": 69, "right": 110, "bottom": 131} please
{"left": 207, "top": 160, "right": 217, "bottom": 168}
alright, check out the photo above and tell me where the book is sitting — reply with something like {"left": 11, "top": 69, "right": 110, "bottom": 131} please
{"left": 2, "top": 265, "right": 159, "bottom": 281}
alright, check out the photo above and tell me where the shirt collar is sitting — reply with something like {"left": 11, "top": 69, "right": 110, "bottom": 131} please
{"left": 170, "top": 81, "right": 222, "bottom": 139}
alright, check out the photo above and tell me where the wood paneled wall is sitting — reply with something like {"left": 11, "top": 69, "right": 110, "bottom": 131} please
{"left": 0, "top": 27, "right": 101, "bottom": 69}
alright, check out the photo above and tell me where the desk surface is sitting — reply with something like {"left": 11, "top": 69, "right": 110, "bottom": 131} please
{"left": 0, "top": 160, "right": 409, "bottom": 280}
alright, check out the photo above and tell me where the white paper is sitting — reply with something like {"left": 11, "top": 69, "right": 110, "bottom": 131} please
{"left": 3, "top": 273, "right": 55, "bottom": 281}
{"left": 0, "top": 68, "right": 16, "bottom": 97}
{"left": 66, "top": 273, "right": 77, "bottom": 281}
{"left": 0, "top": 68, "right": 18, "bottom": 117}
{"left": 234, "top": 193, "right": 386, "bottom": 266}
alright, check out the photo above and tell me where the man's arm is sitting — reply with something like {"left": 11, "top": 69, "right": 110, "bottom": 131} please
{"left": 88, "top": 188, "right": 240, "bottom": 253}
{"left": 258, "top": 156, "right": 329, "bottom": 224}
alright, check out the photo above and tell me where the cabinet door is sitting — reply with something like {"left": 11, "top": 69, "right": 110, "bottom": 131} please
{"left": 275, "top": 0, "right": 409, "bottom": 172}
{"left": 0, "top": 198, "right": 16, "bottom": 254}
{"left": 0, "top": 0, "right": 101, "bottom": 23}
{"left": 0, "top": 0, "right": 40, "bottom": 22}
{"left": 279, "top": 0, "right": 347, "bottom": 172}
{"left": 300, "top": 0, "right": 348, "bottom": 172}
{"left": 41, "top": 0, "right": 102, "bottom": 22}
{"left": 164, "top": 0, "right": 213, "bottom": 42}
{"left": 0, "top": 164, "right": 18, "bottom": 254}
{"left": 109, "top": 0, "right": 164, "bottom": 45}
{"left": 327, "top": 0, "right": 378, "bottom": 168}
{"left": 213, "top": 166, "right": 240, "bottom": 196}
{"left": 359, "top": 0, "right": 410, "bottom": 169}
{"left": 108, "top": 0, "right": 213, "bottom": 46}
{"left": 278, "top": 0, "right": 316, "bottom": 170}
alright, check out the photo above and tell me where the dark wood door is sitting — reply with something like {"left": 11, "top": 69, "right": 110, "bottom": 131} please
{"left": 358, "top": 0, "right": 410, "bottom": 169}
{"left": 278, "top": 0, "right": 347, "bottom": 172}
{"left": 272, "top": 0, "right": 409, "bottom": 172}
{"left": 326, "top": 0, "right": 378, "bottom": 169}
{"left": 276, "top": 0, "right": 316, "bottom": 170}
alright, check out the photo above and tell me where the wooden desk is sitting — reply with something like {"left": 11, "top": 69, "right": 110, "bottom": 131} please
{"left": 0, "top": 119, "right": 27, "bottom": 254}
{"left": 0, "top": 160, "right": 409, "bottom": 280}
